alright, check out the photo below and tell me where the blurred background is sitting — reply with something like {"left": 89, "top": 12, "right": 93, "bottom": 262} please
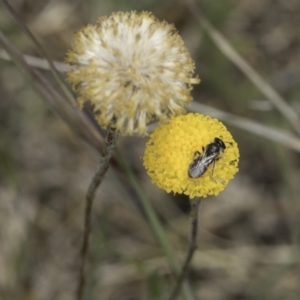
{"left": 1, "top": 0, "right": 300, "bottom": 299}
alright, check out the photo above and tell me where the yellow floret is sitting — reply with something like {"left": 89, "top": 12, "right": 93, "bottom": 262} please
{"left": 143, "top": 113, "right": 239, "bottom": 198}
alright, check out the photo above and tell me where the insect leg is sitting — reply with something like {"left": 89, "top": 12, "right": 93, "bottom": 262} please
{"left": 211, "top": 159, "right": 216, "bottom": 178}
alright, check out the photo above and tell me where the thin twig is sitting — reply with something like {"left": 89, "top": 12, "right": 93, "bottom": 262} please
{"left": 77, "top": 127, "right": 118, "bottom": 300}
{"left": 185, "top": 0, "right": 300, "bottom": 137}
{"left": 168, "top": 198, "right": 201, "bottom": 300}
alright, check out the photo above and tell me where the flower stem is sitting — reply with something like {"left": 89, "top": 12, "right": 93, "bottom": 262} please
{"left": 168, "top": 198, "right": 201, "bottom": 300}
{"left": 114, "top": 148, "right": 195, "bottom": 300}
{"left": 76, "top": 127, "right": 118, "bottom": 300}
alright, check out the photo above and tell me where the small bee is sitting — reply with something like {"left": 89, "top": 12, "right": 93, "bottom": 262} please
{"left": 188, "top": 137, "right": 226, "bottom": 178}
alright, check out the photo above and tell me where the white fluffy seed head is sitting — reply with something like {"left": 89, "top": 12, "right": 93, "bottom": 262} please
{"left": 66, "top": 11, "right": 200, "bottom": 135}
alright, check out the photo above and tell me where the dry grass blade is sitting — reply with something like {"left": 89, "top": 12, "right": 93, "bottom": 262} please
{"left": 0, "top": 48, "right": 68, "bottom": 72}
{"left": 185, "top": 0, "right": 300, "bottom": 137}
{"left": 2, "top": 47, "right": 299, "bottom": 152}
{"left": 0, "top": 30, "right": 103, "bottom": 152}
{"left": 0, "top": 0, "right": 75, "bottom": 104}
{"left": 190, "top": 102, "right": 300, "bottom": 153}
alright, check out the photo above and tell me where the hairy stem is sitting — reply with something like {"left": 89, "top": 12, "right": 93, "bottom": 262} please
{"left": 168, "top": 198, "right": 201, "bottom": 300}
{"left": 76, "top": 127, "right": 118, "bottom": 300}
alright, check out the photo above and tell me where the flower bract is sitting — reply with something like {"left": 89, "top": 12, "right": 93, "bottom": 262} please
{"left": 65, "top": 11, "right": 199, "bottom": 135}
{"left": 143, "top": 113, "right": 239, "bottom": 198}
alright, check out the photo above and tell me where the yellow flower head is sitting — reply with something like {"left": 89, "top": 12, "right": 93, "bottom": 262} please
{"left": 143, "top": 113, "right": 239, "bottom": 198}
{"left": 65, "top": 11, "right": 200, "bottom": 135}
